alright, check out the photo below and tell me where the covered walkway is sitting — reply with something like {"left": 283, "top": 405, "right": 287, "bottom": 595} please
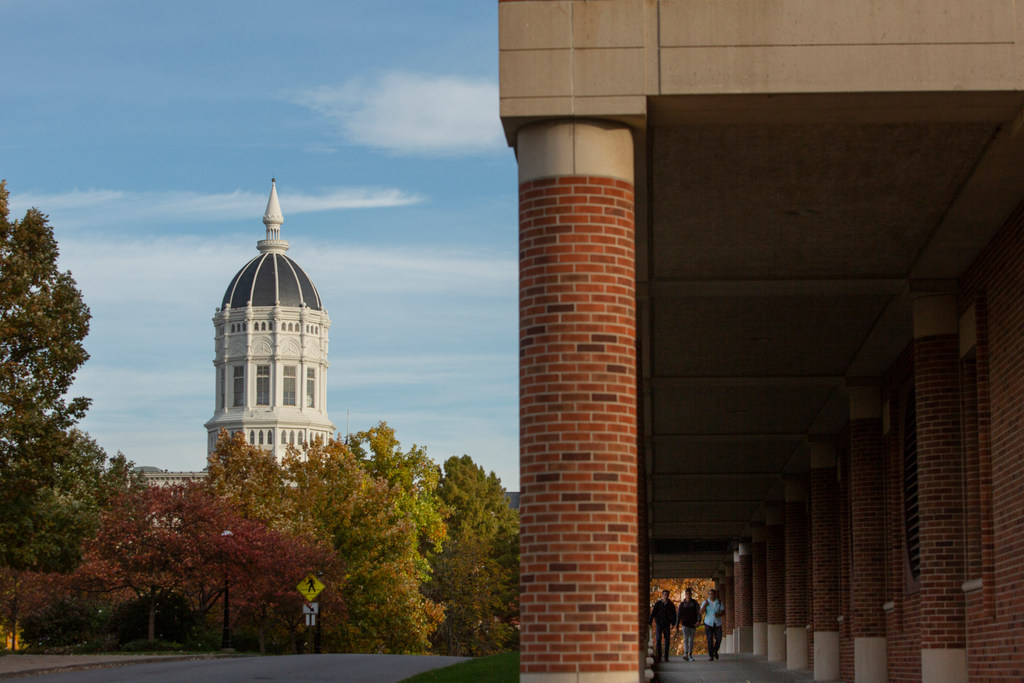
{"left": 654, "top": 654, "right": 816, "bottom": 683}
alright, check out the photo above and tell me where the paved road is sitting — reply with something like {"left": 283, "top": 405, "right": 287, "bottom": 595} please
{"left": 0, "top": 654, "right": 472, "bottom": 682}
{"left": 654, "top": 654, "right": 820, "bottom": 682}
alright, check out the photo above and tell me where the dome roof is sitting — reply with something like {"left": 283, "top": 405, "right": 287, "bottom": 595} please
{"left": 221, "top": 252, "right": 323, "bottom": 310}
{"left": 220, "top": 180, "right": 323, "bottom": 311}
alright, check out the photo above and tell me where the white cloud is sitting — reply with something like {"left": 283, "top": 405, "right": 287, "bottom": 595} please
{"left": 8, "top": 186, "right": 422, "bottom": 230}
{"left": 295, "top": 72, "right": 504, "bottom": 156}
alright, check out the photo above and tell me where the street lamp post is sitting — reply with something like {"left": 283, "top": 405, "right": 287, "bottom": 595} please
{"left": 221, "top": 530, "right": 233, "bottom": 651}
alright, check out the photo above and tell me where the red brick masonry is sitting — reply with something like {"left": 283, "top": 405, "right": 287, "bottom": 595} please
{"left": 519, "top": 175, "right": 638, "bottom": 676}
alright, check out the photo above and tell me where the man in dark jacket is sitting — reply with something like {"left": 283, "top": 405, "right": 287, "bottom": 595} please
{"left": 676, "top": 587, "right": 700, "bottom": 661}
{"left": 649, "top": 589, "right": 676, "bottom": 663}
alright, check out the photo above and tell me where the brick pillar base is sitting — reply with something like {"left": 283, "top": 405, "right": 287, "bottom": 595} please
{"left": 848, "top": 385, "right": 888, "bottom": 683}
{"left": 785, "top": 478, "right": 809, "bottom": 671}
{"left": 752, "top": 524, "right": 768, "bottom": 656}
{"left": 810, "top": 443, "right": 840, "bottom": 682}
{"left": 765, "top": 505, "right": 786, "bottom": 663}
{"left": 735, "top": 542, "right": 753, "bottom": 653}
{"left": 913, "top": 295, "right": 967, "bottom": 683}
{"left": 517, "top": 120, "right": 638, "bottom": 683}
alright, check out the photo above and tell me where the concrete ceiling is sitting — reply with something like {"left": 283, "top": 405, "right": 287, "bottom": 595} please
{"left": 640, "top": 92, "right": 1024, "bottom": 578}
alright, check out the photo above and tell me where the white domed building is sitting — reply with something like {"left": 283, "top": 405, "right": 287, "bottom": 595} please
{"left": 204, "top": 180, "right": 335, "bottom": 459}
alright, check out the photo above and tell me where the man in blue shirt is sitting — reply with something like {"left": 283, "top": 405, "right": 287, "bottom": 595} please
{"left": 700, "top": 588, "right": 725, "bottom": 661}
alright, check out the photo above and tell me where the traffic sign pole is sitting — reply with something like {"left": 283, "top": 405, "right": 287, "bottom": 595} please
{"left": 296, "top": 574, "right": 326, "bottom": 654}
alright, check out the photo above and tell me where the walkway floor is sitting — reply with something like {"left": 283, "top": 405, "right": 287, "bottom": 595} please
{"left": 655, "top": 654, "right": 817, "bottom": 682}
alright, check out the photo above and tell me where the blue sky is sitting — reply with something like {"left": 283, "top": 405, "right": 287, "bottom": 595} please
{"left": 3, "top": 1, "right": 520, "bottom": 489}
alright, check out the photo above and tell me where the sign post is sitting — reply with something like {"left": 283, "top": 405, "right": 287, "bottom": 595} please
{"left": 297, "top": 575, "right": 326, "bottom": 653}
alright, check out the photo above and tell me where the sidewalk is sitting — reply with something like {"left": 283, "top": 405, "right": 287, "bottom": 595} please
{"left": 655, "top": 653, "right": 818, "bottom": 682}
{"left": 0, "top": 653, "right": 236, "bottom": 678}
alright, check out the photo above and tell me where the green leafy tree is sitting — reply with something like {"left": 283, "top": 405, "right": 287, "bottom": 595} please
{"left": 207, "top": 423, "right": 448, "bottom": 653}
{"left": 427, "top": 455, "right": 519, "bottom": 655}
{"left": 0, "top": 181, "right": 107, "bottom": 573}
{"left": 206, "top": 429, "right": 295, "bottom": 529}
{"left": 283, "top": 434, "right": 444, "bottom": 653}
{"left": 347, "top": 422, "right": 447, "bottom": 560}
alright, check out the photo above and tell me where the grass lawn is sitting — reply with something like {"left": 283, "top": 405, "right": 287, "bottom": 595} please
{"left": 399, "top": 651, "right": 518, "bottom": 683}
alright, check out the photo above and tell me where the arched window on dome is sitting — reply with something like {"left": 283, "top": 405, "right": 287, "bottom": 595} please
{"left": 249, "top": 431, "right": 255, "bottom": 445}
{"left": 259, "top": 430, "right": 264, "bottom": 445}
{"left": 299, "top": 430, "right": 304, "bottom": 444}
{"left": 269, "top": 322, "right": 273, "bottom": 331}
{"left": 281, "top": 430, "right": 287, "bottom": 444}
{"left": 290, "top": 430, "right": 295, "bottom": 445}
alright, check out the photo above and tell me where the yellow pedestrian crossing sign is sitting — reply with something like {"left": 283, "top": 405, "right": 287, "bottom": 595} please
{"left": 297, "top": 574, "right": 325, "bottom": 601}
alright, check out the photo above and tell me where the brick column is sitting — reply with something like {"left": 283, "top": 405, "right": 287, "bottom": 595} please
{"left": 517, "top": 119, "right": 638, "bottom": 683}
{"left": 847, "top": 383, "right": 888, "bottom": 683}
{"left": 765, "top": 504, "right": 786, "bottom": 663}
{"left": 809, "top": 442, "right": 841, "bottom": 681}
{"left": 735, "top": 541, "right": 753, "bottom": 653}
{"left": 751, "top": 523, "right": 768, "bottom": 656}
{"left": 912, "top": 294, "right": 967, "bottom": 683}
{"left": 723, "top": 567, "right": 734, "bottom": 654}
{"left": 785, "top": 478, "right": 809, "bottom": 671}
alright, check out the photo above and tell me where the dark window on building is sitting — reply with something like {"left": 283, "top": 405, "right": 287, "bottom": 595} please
{"left": 904, "top": 389, "right": 920, "bottom": 582}
{"left": 233, "top": 366, "right": 244, "bottom": 407}
{"left": 256, "top": 365, "right": 270, "bottom": 405}
{"left": 283, "top": 366, "right": 296, "bottom": 406}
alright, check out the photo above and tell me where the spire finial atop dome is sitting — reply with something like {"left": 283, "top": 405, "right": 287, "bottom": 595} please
{"left": 258, "top": 179, "right": 289, "bottom": 254}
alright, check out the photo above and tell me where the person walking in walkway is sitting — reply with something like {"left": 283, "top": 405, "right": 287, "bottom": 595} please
{"left": 649, "top": 589, "right": 676, "bottom": 663}
{"left": 676, "top": 587, "right": 700, "bottom": 661}
{"left": 700, "top": 588, "right": 725, "bottom": 660}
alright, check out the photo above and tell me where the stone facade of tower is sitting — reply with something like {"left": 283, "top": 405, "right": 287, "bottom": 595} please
{"left": 204, "top": 181, "right": 334, "bottom": 458}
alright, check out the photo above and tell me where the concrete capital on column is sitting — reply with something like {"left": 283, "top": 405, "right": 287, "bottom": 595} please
{"left": 913, "top": 290, "right": 958, "bottom": 339}
{"left": 845, "top": 379, "right": 881, "bottom": 421}
{"left": 738, "top": 542, "right": 751, "bottom": 556}
{"left": 911, "top": 291, "right": 958, "bottom": 339}
{"left": 516, "top": 119, "right": 634, "bottom": 185}
{"left": 785, "top": 477, "right": 808, "bottom": 503}
{"left": 733, "top": 550, "right": 741, "bottom": 564}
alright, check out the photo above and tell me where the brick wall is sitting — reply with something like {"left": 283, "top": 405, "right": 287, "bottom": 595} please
{"left": 881, "top": 347, "right": 922, "bottom": 683}
{"left": 519, "top": 175, "right": 639, "bottom": 676}
{"left": 838, "top": 432, "right": 853, "bottom": 683}
{"left": 958, "top": 202, "right": 1024, "bottom": 680}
